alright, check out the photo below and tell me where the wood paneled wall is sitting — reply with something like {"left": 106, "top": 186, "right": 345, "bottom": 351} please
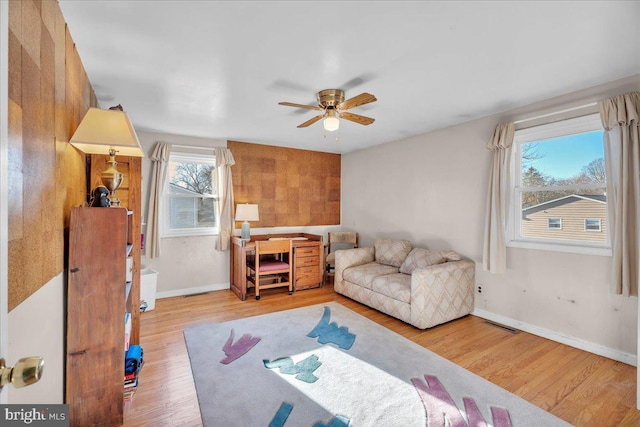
{"left": 228, "top": 140, "right": 341, "bottom": 227}
{"left": 7, "top": 0, "right": 95, "bottom": 310}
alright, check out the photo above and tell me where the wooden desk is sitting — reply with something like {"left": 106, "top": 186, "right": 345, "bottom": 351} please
{"left": 230, "top": 233, "right": 324, "bottom": 300}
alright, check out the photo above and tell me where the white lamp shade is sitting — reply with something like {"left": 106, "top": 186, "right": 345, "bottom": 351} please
{"left": 70, "top": 107, "right": 144, "bottom": 157}
{"left": 235, "top": 204, "right": 259, "bottom": 222}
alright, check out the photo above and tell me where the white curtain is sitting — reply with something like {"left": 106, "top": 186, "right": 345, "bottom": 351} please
{"left": 482, "top": 122, "right": 515, "bottom": 274}
{"left": 145, "top": 142, "right": 171, "bottom": 259}
{"left": 599, "top": 91, "right": 640, "bottom": 296}
{"left": 215, "top": 147, "right": 235, "bottom": 251}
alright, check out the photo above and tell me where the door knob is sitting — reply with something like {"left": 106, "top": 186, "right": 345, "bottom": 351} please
{"left": 0, "top": 357, "right": 45, "bottom": 390}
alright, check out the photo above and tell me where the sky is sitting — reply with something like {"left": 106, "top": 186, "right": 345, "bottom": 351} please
{"left": 524, "top": 130, "right": 604, "bottom": 180}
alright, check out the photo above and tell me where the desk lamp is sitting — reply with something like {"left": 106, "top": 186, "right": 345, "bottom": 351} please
{"left": 236, "top": 204, "right": 259, "bottom": 240}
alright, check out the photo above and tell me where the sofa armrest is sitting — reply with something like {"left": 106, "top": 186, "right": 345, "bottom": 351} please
{"left": 410, "top": 259, "right": 475, "bottom": 329}
{"left": 335, "top": 247, "right": 375, "bottom": 285}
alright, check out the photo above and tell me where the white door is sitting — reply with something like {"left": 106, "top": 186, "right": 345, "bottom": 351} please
{"left": 0, "top": 0, "right": 10, "bottom": 403}
{"left": 0, "top": 2, "right": 50, "bottom": 404}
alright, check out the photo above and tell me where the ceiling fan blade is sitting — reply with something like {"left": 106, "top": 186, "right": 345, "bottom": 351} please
{"left": 340, "top": 112, "right": 375, "bottom": 126}
{"left": 297, "top": 115, "right": 324, "bottom": 128}
{"left": 337, "top": 93, "right": 377, "bottom": 110}
{"left": 279, "top": 102, "right": 323, "bottom": 111}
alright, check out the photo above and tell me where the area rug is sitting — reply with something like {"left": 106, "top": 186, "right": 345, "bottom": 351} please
{"left": 184, "top": 302, "right": 571, "bottom": 427}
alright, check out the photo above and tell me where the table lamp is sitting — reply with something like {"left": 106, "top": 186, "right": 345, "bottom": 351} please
{"left": 69, "top": 105, "right": 144, "bottom": 207}
{"left": 235, "top": 204, "right": 259, "bottom": 240}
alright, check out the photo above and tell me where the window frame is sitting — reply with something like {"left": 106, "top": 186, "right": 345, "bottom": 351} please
{"left": 162, "top": 150, "right": 218, "bottom": 238}
{"left": 547, "top": 218, "right": 562, "bottom": 230}
{"left": 506, "top": 113, "right": 612, "bottom": 256}
{"left": 584, "top": 218, "right": 602, "bottom": 232}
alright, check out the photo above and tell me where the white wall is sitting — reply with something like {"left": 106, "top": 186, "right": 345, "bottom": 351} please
{"left": 137, "top": 130, "right": 343, "bottom": 296}
{"left": 8, "top": 273, "right": 64, "bottom": 403}
{"left": 342, "top": 75, "right": 640, "bottom": 359}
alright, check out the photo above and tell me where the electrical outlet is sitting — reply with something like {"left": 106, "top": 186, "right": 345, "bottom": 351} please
{"left": 477, "top": 285, "right": 482, "bottom": 294}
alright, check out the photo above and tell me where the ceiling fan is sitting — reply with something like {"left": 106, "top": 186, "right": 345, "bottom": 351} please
{"left": 279, "top": 89, "right": 377, "bottom": 131}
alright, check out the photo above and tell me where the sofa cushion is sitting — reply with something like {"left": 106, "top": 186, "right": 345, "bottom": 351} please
{"left": 399, "top": 248, "right": 461, "bottom": 274}
{"left": 342, "top": 262, "right": 399, "bottom": 290}
{"left": 371, "top": 273, "right": 411, "bottom": 304}
{"left": 374, "top": 239, "right": 412, "bottom": 267}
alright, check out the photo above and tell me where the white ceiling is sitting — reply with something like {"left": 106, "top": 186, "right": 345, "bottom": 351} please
{"left": 58, "top": 1, "right": 640, "bottom": 154}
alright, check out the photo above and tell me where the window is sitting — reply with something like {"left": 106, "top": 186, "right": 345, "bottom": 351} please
{"left": 508, "top": 113, "right": 611, "bottom": 255}
{"left": 585, "top": 218, "right": 602, "bottom": 232}
{"left": 547, "top": 218, "right": 562, "bottom": 229}
{"left": 163, "top": 150, "right": 217, "bottom": 237}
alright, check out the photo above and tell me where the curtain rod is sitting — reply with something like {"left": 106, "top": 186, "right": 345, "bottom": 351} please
{"left": 170, "top": 144, "right": 218, "bottom": 151}
{"left": 513, "top": 102, "right": 598, "bottom": 125}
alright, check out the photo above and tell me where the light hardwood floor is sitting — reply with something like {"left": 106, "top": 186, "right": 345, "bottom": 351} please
{"left": 124, "top": 284, "right": 639, "bottom": 426}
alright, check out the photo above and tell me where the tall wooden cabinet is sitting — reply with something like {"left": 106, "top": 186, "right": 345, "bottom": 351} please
{"left": 90, "top": 154, "right": 142, "bottom": 345}
{"left": 66, "top": 155, "right": 142, "bottom": 427}
{"left": 66, "top": 208, "right": 129, "bottom": 426}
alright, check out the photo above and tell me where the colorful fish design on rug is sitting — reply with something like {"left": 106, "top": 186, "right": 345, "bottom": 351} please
{"left": 307, "top": 306, "right": 356, "bottom": 350}
{"left": 219, "top": 329, "right": 261, "bottom": 364}
{"left": 412, "top": 374, "right": 512, "bottom": 427}
{"left": 312, "top": 415, "right": 350, "bottom": 427}
{"left": 264, "top": 355, "right": 322, "bottom": 383}
{"left": 268, "top": 402, "right": 350, "bottom": 427}
{"left": 268, "top": 402, "right": 293, "bottom": 427}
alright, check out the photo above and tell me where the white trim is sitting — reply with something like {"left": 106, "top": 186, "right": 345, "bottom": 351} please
{"left": 156, "top": 282, "right": 230, "bottom": 299}
{"left": 0, "top": 0, "right": 9, "bottom": 404}
{"left": 507, "top": 239, "right": 612, "bottom": 256}
{"left": 169, "top": 151, "right": 216, "bottom": 164}
{"left": 170, "top": 144, "right": 217, "bottom": 153}
{"left": 162, "top": 228, "right": 217, "bottom": 238}
{"left": 515, "top": 113, "right": 602, "bottom": 142}
{"left": 514, "top": 102, "right": 598, "bottom": 125}
{"left": 472, "top": 308, "right": 636, "bottom": 367}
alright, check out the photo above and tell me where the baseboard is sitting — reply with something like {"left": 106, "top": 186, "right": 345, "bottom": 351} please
{"left": 472, "top": 308, "right": 636, "bottom": 367}
{"left": 156, "top": 283, "right": 230, "bottom": 299}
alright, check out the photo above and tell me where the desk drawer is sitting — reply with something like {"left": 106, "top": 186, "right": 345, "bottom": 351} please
{"left": 295, "top": 266, "right": 321, "bottom": 289}
{"left": 295, "top": 246, "right": 320, "bottom": 257}
{"left": 296, "top": 255, "right": 319, "bottom": 268}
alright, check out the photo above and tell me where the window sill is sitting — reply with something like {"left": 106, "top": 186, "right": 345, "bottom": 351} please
{"left": 162, "top": 230, "right": 218, "bottom": 238}
{"left": 507, "top": 239, "right": 612, "bottom": 257}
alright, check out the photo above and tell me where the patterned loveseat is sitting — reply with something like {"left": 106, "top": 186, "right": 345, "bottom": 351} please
{"left": 334, "top": 238, "right": 475, "bottom": 329}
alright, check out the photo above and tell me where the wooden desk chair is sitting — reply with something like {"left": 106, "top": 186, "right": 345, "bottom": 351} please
{"left": 247, "top": 239, "right": 293, "bottom": 300}
{"left": 325, "top": 232, "right": 358, "bottom": 284}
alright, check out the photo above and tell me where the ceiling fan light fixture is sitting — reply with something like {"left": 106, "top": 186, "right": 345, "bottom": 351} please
{"left": 323, "top": 109, "right": 340, "bottom": 132}
{"left": 279, "top": 89, "right": 376, "bottom": 130}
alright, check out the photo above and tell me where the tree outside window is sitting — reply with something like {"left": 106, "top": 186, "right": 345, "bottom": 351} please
{"left": 164, "top": 151, "right": 218, "bottom": 236}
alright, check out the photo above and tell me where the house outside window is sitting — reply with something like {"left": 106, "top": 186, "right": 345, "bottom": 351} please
{"left": 547, "top": 218, "right": 562, "bottom": 229}
{"left": 508, "top": 113, "right": 611, "bottom": 255}
{"left": 163, "top": 151, "right": 218, "bottom": 237}
{"left": 585, "top": 218, "right": 602, "bottom": 232}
